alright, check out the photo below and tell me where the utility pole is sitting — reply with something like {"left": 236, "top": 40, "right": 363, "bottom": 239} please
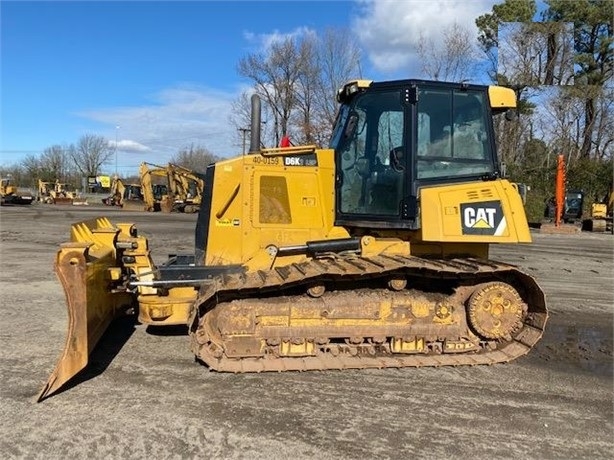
{"left": 115, "top": 125, "right": 120, "bottom": 177}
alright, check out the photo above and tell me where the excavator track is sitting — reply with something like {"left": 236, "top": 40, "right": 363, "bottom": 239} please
{"left": 190, "top": 254, "right": 547, "bottom": 372}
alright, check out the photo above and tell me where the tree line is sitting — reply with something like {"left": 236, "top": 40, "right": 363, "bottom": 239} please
{"left": 2, "top": 0, "right": 611, "bottom": 221}
{"left": 474, "top": 0, "right": 612, "bottom": 220}
{"left": 0, "top": 134, "right": 113, "bottom": 190}
{"left": 0, "top": 137, "right": 219, "bottom": 192}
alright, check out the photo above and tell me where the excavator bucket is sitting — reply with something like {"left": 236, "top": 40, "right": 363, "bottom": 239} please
{"left": 159, "top": 196, "right": 174, "bottom": 213}
{"left": 37, "top": 218, "right": 135, "bottom": 401}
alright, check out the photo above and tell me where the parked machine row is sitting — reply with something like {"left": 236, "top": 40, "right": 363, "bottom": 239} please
{"left": 102, "top": 162, "right": 204, "bottom": 213}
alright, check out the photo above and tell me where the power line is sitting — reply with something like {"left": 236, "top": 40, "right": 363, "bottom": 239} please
{"left": 0, "top": 150, "right": 43, "bottom": 153}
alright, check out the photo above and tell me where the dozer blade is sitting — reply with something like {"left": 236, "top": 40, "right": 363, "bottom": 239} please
{"left": 71, "top": 197, "right": 89, "bottom": 206}
{"left": 52, "top": 197, "right": 75, "bottom": 205}
{"left": 122, "top": 200, "right": 147, "bottom": 212}
{"left": 37, "top": 219, "right": 134, "bottom": 402}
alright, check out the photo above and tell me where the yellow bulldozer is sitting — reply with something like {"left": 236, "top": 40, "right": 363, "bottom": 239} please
{"left": 582, "top": 184, "right": 614, "bottom": 234}
{"left": 37, "top": 179, "right": 88, "bottom": 205}
{"left": 39, "top": 79, "right": 548, "bottom": 401}
{"left": 0, "top": 177, "right": 33, "bottom": 205}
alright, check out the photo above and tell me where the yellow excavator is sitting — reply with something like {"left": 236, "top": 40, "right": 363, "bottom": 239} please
{"left": 102, "top": 167, "right": 170, "bottom": 212}
{"left": 39, "top": 79, "right": 548, "bottom": 401}
{"left": 140, "top": 161, "right": 205, "bottom": 213}
{"left": 166, "top": 163, "right": 204, "bottom": 213}
{"left": 102, "top": 177, "right": 143, "bottom": 210}
{"left": 138, "top": 162, "right": 173, "bottom": 212}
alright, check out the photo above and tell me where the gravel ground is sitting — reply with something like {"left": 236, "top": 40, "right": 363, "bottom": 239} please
{"left": 0, "top": 203, "right": 612, "bottom": 459}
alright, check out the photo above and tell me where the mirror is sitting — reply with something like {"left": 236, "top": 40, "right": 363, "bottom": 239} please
{"left": 343, "top": 112, "right": 358, "bottom": 140}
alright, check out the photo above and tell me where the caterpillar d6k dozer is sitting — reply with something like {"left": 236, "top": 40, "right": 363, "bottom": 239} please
{"left": 39, "top": 79, "right": 548, "bottom": 401}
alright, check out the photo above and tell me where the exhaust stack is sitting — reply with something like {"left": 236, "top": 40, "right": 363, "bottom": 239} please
{"left": 248, "top": 94, "right": 261, "bottom": 154}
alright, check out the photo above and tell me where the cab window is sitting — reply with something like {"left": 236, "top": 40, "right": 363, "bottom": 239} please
{"left": 416, "top": 89, "right": 493, "bottom": 180}
{"left": 337, "top": 90, "right": 406, "bottom": 216}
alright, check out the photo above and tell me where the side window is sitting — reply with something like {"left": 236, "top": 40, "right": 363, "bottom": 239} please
{"left": 376, "top": 111, "right": 404, "bottom": 166}
{"left": 417, "top": 88, "right": 492, "bottom": 180}
{"left": 453, "top": 92, "right": 488, "bottom": 159}
{"left": 417, "top": 89, "right": 453, "bottom": 159}
{"left": 259, "top": 175, "right": 291, "bottom": 224}
{"left": 371, "top": 110, "right": 404, "bottom": 215}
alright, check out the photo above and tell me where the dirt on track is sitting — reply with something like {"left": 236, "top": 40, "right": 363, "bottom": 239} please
{"left": 1, "top": 204, "right": 612, "bottom": 459}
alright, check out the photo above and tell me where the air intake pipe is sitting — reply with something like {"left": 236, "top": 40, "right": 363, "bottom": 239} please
{"left": 248, "top": 94, "right": 261, "bottom": 154}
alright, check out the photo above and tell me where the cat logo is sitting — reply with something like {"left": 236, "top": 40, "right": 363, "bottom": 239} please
{"left": 460, "top": 200, "right": 507, "bottom": 236}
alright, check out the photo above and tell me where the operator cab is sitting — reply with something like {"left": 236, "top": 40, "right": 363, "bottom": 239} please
{"left": 330, "top": 79, "right": 510, "bottom": 230}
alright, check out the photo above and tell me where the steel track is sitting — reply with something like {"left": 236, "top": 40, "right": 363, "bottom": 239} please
{"left": 190, "top": 254, "right": 548, "bottom": 371}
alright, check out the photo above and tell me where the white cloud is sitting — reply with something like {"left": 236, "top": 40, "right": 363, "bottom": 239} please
{"left": 78, "top": 84, "right": 240, "bottom": 173}
{"left": 352, "top": 0, "right": 498, "bottom": 76}
{"left": 243, "top": 26, "right": 317, "bottom": 51}
{"left": 108, "top": 139, "right": 151, "bottom": 153}
{"left": 75, "top": 2, "right": 503, "bottom": 175}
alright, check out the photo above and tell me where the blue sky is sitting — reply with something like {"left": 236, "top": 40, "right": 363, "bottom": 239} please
{"left": 1, "top": 0, "right": 500, "bottom": 176}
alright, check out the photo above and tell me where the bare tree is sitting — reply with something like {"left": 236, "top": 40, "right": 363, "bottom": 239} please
{"left": 535, "top": 84, "right": 613, "bottom": 166}
{"left": 536, "top": 86, "right": 584, "bottom": 164}
{"left": 170, "top": 144, "right": 219, "bottom": 173}
{"left": 546, "top": 0, "right": 613, "bottom": 159}
{"left": 291, "top": 28, "right": 362, "bottom": 146}
{"left": 69, "top": 134, "right": 113, "bottom": 177}
{"left": 0, "top": 163, "right": 29, "bottom": 188}
{"left": 39, "top": 145, "right": 71, "bottom": 181}
{"left": 293, "top": 36, "right": 320, "bottom": 145}
{"left": 475, "top": 0, "right": 537, "bottom": 81}
{"left": 416, "top": 22, "right": 478, "bottom": 82}
{"left": 310, "top": 28, "right": 361, "bottom": 146}
{"left": 238, "top": 37, "right": 307, "bottom": 147}
{"left": 235, "top": 27, "right": 361, "bottom": 149}
{"left": 229, "top": 90, "right": 277, "bottom": 151}
{"left": 592, "top": 85, "right": 614, "bottom": 160}
{"left": 498, "top": 22, "right": 574, "bottom": 87}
